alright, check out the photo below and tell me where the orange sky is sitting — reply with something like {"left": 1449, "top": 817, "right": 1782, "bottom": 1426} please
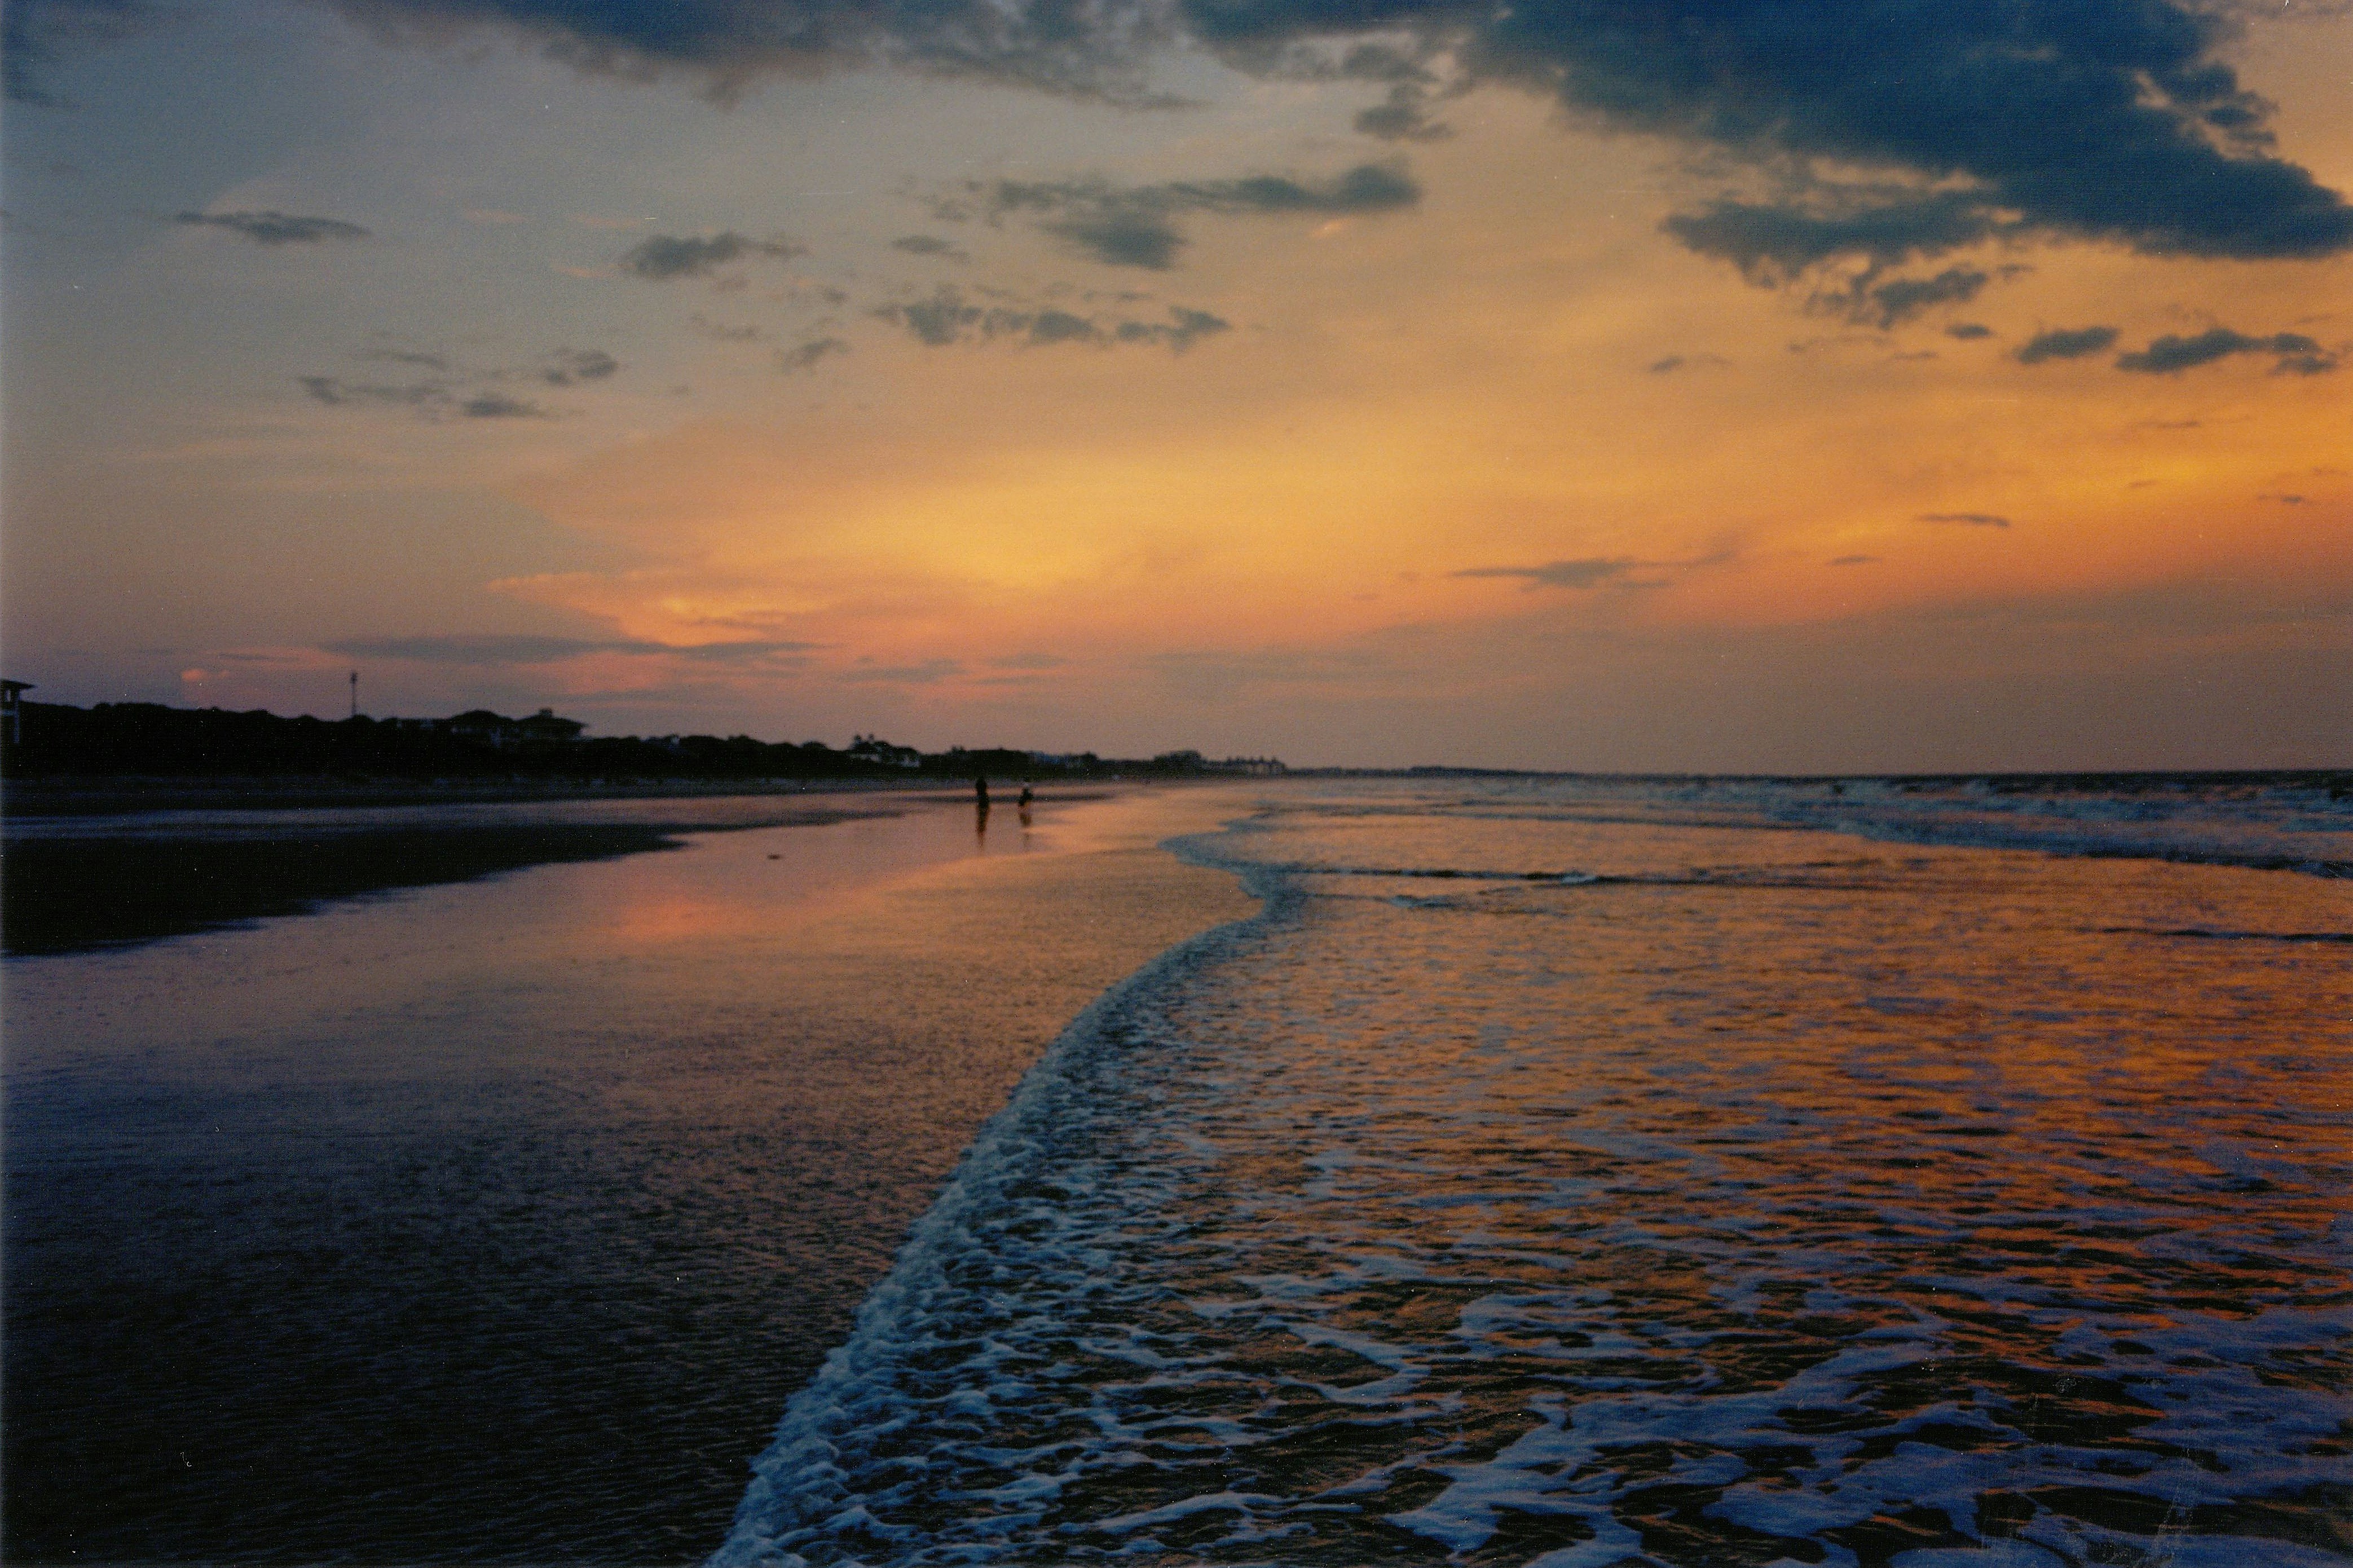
{"left": 4, "top": 0, "right": 2347, "bottom": 767}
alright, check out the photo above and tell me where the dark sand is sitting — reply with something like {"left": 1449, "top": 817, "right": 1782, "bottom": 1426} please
{"left": 3, "top": 788, "right": 1259, "bottom": 1564}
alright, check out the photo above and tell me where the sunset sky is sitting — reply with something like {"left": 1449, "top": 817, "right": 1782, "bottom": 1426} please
{"left": 5, "top": 0, "right": 2347, "bottom": 770}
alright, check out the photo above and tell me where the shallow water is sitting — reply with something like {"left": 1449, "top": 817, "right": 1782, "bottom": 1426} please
{"left": 3, "top": 789, "right": 1253, "bottom": 1564}
{"left": 719, "top": 776, "right": 2352, "bottom": 1567}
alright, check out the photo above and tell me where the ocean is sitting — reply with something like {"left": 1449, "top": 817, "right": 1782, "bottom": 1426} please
{"left": 5, "top": 775, "right": 2348, "bottom": 1566}
{"left": 714, "top": 775, "right": 2352, "bottom": 1567}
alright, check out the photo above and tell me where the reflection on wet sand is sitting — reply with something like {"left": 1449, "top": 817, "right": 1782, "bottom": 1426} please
{"left": 2, "top": 789, "right": 1258, "bottom": 1565}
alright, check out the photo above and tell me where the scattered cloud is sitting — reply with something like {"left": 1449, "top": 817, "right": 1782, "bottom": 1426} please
{"left": 360, "top": 347, "right": 451, "bottom": 370}
{"left": 1452, "top": 558, "right": 1640, "bottom": 589}
{"left": 778, "top": 335, "right": 850, "bottom": 372}
{"left": 457, "top": 391, "right": 550, "bottom": 419}
{"left": 2016, "top": 325, "right": 2121, "bottom": 364}
{"left": 875, "top": 288, "right": 1228, "bottom": 352}
{"left": 1647, "top": 353, "right": 1729, "bottom": 374}
{"left": 990, "top": 651, "right": 1067, "bottom": 670}
{"left": 541, "top": 348, "right": 619, "bottom": 384}
{"left": 299, "top": 375, "right": 442, "bottom": 410}
{"left": 1862, "top": 267, "right": 1990, "bottom": 329}
{"left": 24, "top": 0, "right": 2353, "bottom": 283}
{"left": 620, "top": 231, "right": 805, "bottom": 280}
{"left": 299, "top": 343, "right": 618, "bottom": 418}
{"left": 1113, "top": 306, "right": 1230, "bottom": 352}
{"left": 891, "top": 233, "right": 967, "bottom": 260}
{"left": 2114, "top": 326, "right": 2339, "bottom": 375}
{"left": 1917, "top": 512, "right": 2012, "bottom": 528}
{"left": 1945, "top": 323, "right": 1994, "bottom": 341}
{"left": 1828, "top": 555, "right": 1881, "bottom": 566}
{"left": 963, "top": 161, "right": 1419, "bottom": 269}
{"left": 174, "top": 209, "right": 369, "bottom": 245}
{"left": 464, "top": 207, "right": 528, "bottom": 225}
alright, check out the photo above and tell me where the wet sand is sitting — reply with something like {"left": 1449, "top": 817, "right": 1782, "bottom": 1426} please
{"left": 1, "top": 787, "right": 1104, "bottom": 955}
{"left": 3, "top": 786, "right": 1262, "bottom": 1563}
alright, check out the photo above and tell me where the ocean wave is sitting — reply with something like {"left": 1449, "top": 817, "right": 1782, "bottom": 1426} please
{"left": 714, "top": 784, "right": 2352, "bottom": 1566}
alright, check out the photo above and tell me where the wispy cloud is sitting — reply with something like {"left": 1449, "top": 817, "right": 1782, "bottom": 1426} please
{"left": 324, "top": 634, "right": 816, "bottom": 665}
{"left": 1452, "top": 558, "right": 1641, "bottom": 589}
{"left": 541, "top": 348, "right": 619, "bottom": 385}
{"left": 2016, "top": 325, "right": 2120, "bottom": 364}
{"left": 174, "top": 209, "right": 369, "bottom": 245}
{"left": 298, "top": 343, "right": 623, "bottom": 420}
{"left": 778, "top": 336, "right": 850, "bottom": 372}
{"left": 955, "top": 162, "right": 1420, "bottom": 269}
{"left": 891, "top": 233, "right": 967, "bottom": 260}
{"left": 1916, "top": 512, "right": 2011, "bottom": 528}
{"left": 2114, "top": 326, "right": 2338, "bottom": 375}
{"left": 620, "top": 231, "right": 806, "bottom": 280}
{"left": 874, "top": 288, "right": 1228, "bottom": 353}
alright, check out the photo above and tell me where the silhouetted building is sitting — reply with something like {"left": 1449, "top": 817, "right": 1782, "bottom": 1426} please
{"left": 439, "top": 707, "right": 586, "bottom": 748}
{"left": 848, "top": 734, "right": 922, "bottom": 768}
{"left": 2, "top": 681, "right": 30, "bottom": 747}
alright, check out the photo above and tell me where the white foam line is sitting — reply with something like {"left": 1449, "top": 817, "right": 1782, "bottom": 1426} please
{"left": 708, "top": 854, "right": 1276, "bottom": 1568}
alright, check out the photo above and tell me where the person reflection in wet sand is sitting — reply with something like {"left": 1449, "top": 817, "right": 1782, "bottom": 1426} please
{"left": 1017, "top": 784, "right": 1033, "bottom": 830}
{"left": 974, "top": 775, "right": 990, "bottom": 837}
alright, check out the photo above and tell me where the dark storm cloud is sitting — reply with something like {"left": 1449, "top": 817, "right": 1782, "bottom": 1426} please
{"left": 1453, "top": 558, "right": 1639, "bottom": 590}
{"left": 2016, "top": 325, "right": 2121, "bottom": 364}
{"left": 972, "top": 161, "right": 1418, "bottom": 267}
{"left": 2113, "top": 326, "right": 2339, "bottom": 374}
{"left": 21, "top": 0, "right": 2351, "bottom": 276}
{"left": 619, "top": 231, "right": 804, "bottom": 280}
{"left": 874, "top": 287, "right": 1228, "bottom": 351}
{"left": 1918, "top": 512, "right": 2011, "bottom": 527}
{"left": 174, "top": 209, "right": 370, "bottom": 245}
{"left": 324, "top": 634, "right": 815, "bottom": 665}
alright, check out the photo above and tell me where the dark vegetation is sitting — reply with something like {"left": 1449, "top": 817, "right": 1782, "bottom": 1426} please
{"left": 0, "top": 700, "right": 1275, "bottom": 956}
{"left": 2, "top": 700, "right": 1239, "bottom": 785}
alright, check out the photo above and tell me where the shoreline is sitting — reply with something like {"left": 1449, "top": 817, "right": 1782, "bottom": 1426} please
{"left": 0, "top": 783, "right": 1138, "bottom": 956}
{"left": 3, "top": 788, "right": 1263, "bottom": 1563}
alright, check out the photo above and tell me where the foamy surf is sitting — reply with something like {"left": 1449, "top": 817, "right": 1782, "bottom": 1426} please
{"left": 715, "top": 776, "right": 2352, "bottom": 1566}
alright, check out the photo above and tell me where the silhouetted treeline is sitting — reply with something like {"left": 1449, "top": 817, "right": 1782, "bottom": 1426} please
{"left": 1, "top": 700, "right": 1237, "bottom": 784}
